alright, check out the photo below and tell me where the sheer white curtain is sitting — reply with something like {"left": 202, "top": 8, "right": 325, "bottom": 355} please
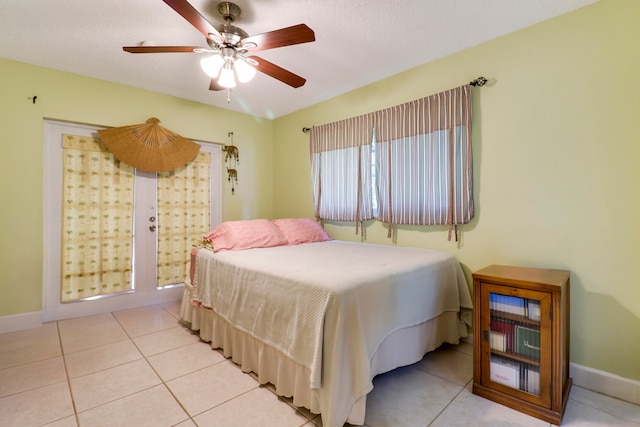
{"left": 375, "top": 85, "right": 473, "bottom": 240}
{"left": 310, "top": 115, "right": 374, "bottom": 231}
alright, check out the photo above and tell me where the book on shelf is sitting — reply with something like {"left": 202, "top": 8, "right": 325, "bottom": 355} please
{"left": 490, "top": 358, "right": 520, "bottom": 389}
{"left": 490, "top": 331, "right": 507, "bottom": 352}
{"left": 490, "top": 293, "right": 526, "bottom": 316}
{"left": 515, "top": 325, "right": 540, "bottom": 360}
{"left": 490, "top": 357, "right": 541, "bottom": 395}
{"left": 490, "top": 319, "right": 515, "bottom": 352}
{"left": 490, "top": 293, "right": 498, "bottom": 311}
{"left": 490, "top": 293, "right": 543, "bottom": 321}
{"left": 527, "top": 300, "right": 541, "bottom": 321}
{"left": 526, "top": 367, "right": 540, "bottom": 396}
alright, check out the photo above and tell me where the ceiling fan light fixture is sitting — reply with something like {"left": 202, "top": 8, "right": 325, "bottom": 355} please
{"left": 200, "top": 54, "right": 224, "bottom": 78}
{"left": 218, "top": 62, "right": 236, "bottom": 88}
{"left": 234, "top": 58, "right": 256, "bottom": 83}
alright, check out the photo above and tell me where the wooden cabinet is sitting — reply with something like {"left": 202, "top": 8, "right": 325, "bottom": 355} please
{"left": 472, "top": 265, "right": 571, "bottom": 425}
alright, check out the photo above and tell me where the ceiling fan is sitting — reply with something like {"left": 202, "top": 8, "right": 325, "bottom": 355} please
{"left": 123, "top": 0, "right": 315, "bottom": 91}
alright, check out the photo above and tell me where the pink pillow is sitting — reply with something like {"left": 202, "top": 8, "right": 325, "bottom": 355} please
{"left": 272, "top": 218, "right": 331, "bottom": 245}
{"left": 203, "top": 219, "right": 288, "bottom": 252}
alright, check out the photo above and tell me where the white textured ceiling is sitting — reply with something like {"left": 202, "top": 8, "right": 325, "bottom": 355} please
{"left": 0, "top": 0, "right": 598, "bottom": 119}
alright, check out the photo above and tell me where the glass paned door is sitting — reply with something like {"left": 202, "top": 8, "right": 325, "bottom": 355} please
{"left": 481, "top": 284, "right": 552, "bottom": 407}
{"left": 488, "top": 293, "right": 541, "bottom": 394}
{"left": 60, "top": 134, "right": 135, "bottom": 302}
{"left": 43, "top": 120, "right": 221, "bottom": 322}
{"left": 157, "top": 151, "right": 212, "bottom": 287}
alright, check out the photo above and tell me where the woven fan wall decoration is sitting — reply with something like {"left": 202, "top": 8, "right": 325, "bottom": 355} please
{"left": 97, "top": 117, "right": 200, "bottom": 172}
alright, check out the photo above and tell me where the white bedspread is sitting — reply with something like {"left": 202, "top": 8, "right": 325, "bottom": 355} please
{"left": 191, "top": 240, "right": 472, "bottom": 426}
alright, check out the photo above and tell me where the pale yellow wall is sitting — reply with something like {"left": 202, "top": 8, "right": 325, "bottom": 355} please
{"left": 2, "top": 0, "right": 638, "bottom": 383}
{"left": 273, "top": 0, "right": 640, "bottom": 381}
{"left": 0, "top": 59, "right": 273, "bottom": 317}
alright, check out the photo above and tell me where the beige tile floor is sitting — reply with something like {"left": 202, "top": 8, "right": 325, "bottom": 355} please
{"left": 1, "top": 301, "right": 639, "bottom": 426}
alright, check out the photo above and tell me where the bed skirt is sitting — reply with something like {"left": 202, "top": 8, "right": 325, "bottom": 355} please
{"left": 180, "top": 280, "right": 467, "bottom": 426}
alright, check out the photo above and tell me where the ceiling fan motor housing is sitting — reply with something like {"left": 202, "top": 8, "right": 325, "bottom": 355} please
{"left": 215, "top": 24, "right": 249, "bottom": 45}
{"left": 212, "top": 3, "right": 247, "bottom": 46}
{"left": 218, "top": 2, "right": 241, "bottom": 23}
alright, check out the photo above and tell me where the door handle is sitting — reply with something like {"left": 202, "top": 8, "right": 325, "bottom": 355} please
{"left": 149, "top": 225, "right": 156, "bottom": 232}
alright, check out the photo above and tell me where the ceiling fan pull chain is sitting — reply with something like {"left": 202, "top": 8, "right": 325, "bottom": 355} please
{"left": 226, "top": 89, "right": 231, "bottom": 103}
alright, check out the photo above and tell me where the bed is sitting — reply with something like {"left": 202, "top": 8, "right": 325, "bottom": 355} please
{"left": 180, "top": 219, "right": 473, "bottom": 427}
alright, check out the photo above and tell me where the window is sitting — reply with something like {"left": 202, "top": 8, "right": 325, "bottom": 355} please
{"left": 310, "top": 115, "right": 375, "bottom": 229}
{"left": 311, "top": 85, "right": 473, "bottom": 240}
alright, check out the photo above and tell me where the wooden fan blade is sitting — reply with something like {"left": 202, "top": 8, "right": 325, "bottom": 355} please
{"left": 209, "top": 79, "right": 224, "bottom": 91}
{"left": 242, "top": 24, "right": 315, "bottom": 52}
{"left": 123, "top": 46, "right": 201, "bottom": 53}
{"left": 249, "top": 55, "right": 306, "bottom": 88}
{"left": 163, "top": 0, "right": 222, "bottom": 41}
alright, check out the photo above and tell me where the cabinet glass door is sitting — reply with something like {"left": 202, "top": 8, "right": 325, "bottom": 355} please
{"left": 481, "top": 284, "right": 551, "bottom": 406}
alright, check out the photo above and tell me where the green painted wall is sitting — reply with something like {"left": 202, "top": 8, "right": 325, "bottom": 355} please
{"left": 273, "top": 0, "right": 640, "bottom": 381}
{"left": 0, "top": 59, "right": 273, "bottom": 317}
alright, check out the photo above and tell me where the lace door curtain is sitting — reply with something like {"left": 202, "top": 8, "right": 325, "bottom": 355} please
{"left": 310, "top": 115, "right": 375, "bottom": 232}
{"left": 60, "top": 134, "right": 135, "bottom": 302}
{"left": 157, "top": 151, "right": 211, "bottom": 287}
{"left": 375, "top": 84, "right": 473, "bottom": 240}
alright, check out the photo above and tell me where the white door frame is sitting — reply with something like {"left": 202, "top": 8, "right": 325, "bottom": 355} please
{"left": 42, "top": 119, "right": 222, "bottom": 322}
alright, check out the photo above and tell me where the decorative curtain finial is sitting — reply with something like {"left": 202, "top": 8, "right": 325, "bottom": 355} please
{"left": 470, "top": 77, "right": 488, "bottom": 87}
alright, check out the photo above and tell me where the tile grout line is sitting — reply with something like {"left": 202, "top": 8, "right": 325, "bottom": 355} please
{"left": 157, "top": 303, "right": 317, "bottom": 425}
{"left": 163, "top": 320, "right": 264, "bottom": 422}
{"left": 3, "top": 306, "right": 637, "bottom": 426}
{"left": 426, "top": 380, "right": 469, "bottom": 427}
{"left": 145, "top": 305, "right": 200, "bottom": 426}
{"left": 110, "top": 305, "right": 196, "bottom": 425}
{"left": 64, "top": 306, "right": 194, "bottom": 423}
{"left": 57, "top": 320, "right": 81, "bottom": 426}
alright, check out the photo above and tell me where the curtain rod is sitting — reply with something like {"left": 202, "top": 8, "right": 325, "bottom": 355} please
{"left": 302, "top": 76, "right": 487, "bottom": 133}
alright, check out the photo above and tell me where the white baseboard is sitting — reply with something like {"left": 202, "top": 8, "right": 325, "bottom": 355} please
{"left": 0, "top": 311, "right": 42, "bottom": 334}
{"left": 570, "top": 362, "right": 640, "bottom": 406}
{"left": 457, "top": 334, "right": 638, "bottom": 406}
